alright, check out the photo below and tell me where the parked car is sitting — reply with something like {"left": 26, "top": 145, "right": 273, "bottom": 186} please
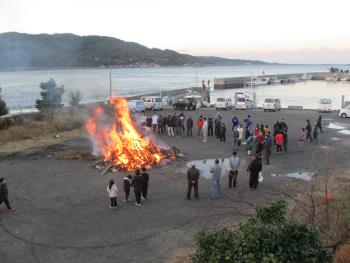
{"left": 173, "top": 99, "right": 196, "bottom": 110}
{"left": 140, "top": 96, "right": 163, "bottom": 110}
{"left": 128, "top": 100, "right": 145, "bottom": 112}
{"left": 215, "top": 97, "right": 233, "bottom": 110}
{"left": 339, "top": 105, "right": 350, "bottom": 118}
{"left": 263, "top": 98, "right": 281, "bottom": 112}
{"left": 318, "top": 98, "right": 332, "bottom": 113}
{"left": 236, "top": 97, "right": 253, "bottom": 110}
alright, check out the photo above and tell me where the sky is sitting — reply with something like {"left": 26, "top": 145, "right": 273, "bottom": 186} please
{"left": 1, "top": 0, "right": 349, "bottom": 64}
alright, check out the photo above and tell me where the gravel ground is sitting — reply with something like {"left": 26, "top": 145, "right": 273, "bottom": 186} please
{"left": 1, "top": 109, "right": 350, "bottom": 263}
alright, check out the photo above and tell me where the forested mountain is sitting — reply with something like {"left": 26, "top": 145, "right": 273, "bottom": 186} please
{"left": 0, "top": 32, "right": 269, "bottom": 69}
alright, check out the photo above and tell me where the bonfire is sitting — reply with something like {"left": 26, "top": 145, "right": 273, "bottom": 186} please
{"left": 86, "top": 96, "right": 175, "bottom": 172}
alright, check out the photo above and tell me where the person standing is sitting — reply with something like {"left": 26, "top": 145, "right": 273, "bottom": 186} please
{"left": 186, "top": 116, "right": 193, "bottom": 137}
{"left": 231, "top": 115, "right": 239, "bottom": 130}
{"left": 167, "top": 115, "right": 174, "bottom": 136}
{"left": 313, "top": 125, "right": 319, "bottom": 144}
{"left": 179, "top": 112, "right": 186, "bottom": 133}
{"left": 214, "top": 113, "right": 222, "bottom": 138}
{"left": 208, "top": 116, "right": 214, "bottom": 136}
{"left": 256, "top": 133, "right": 265, "bottom": 155}
{"left": 157, "top": 114, "right": 163, "bottom": 135}
{"left": 283, "top": 130, "right": 288, "bottom": 152}
{"left": 316, "top": 115, "right": 323, "bottom": 133}
{"left": 186, "top": 164, "right": 200, "bottom": 200}
{"left": 246, "top": 132, "right": 254, "bottom": 155}
{"left": 123, "top": 174, "right": 132, "bottom": 202}
{"left": 210, "top": 159, "right": 222, "bottom": 199}
{"left": 244, "top": 115, "right": 253, "bottom": 132}
{"left": 152, "top": 112, "right": 158, "bottom": 133}
{"left": 141, "top": 167, "right": 149, "bottom": 200}
{"left": 275, "top": 132, "right": 284, "bottom": 153}
{"left": 132, "top": 169, "right": 143, "bottom": 206}
{"left": 106, "top": 179, "right": 118, "bottom": 209}
{"left": 175, "top": 115, "right": 182, "bottom": 136}
{"left": 264, "top": 132, "right": 272, "bottom": 165}
{"left": 298, "top": 128, "right": 306, "bottom": 152}
{"left": 219, "top": 122, "right": 226, "bottom": 143}
{"left": 229, "top": 151, "right": 240, "bottom": 188}
{"left": 202, "top": 118, "right": 208, "bottom": 142}
{"left": 161, "top": 114, "right": 167, "bottom": 135}
{"left": 237, "top": 124, "right": 244, "bottom": 146}
{"left": 247, "top": 155, "right": 262, "bottom": 189}
{"left": 305, "top": 119, "right": 312, "bottom": 141}
{"left": 232, "top": 127, "right": 240, "bottom": 151}
{"left": 196, "top": 116, "right": 204, "bottom": 138}
{"left": 0, "top": 178, "right": 15, "bottom": 212}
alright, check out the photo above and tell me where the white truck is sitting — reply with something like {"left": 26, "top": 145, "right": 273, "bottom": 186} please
{"left": 215, "top": 97, "right": 233, "bottom": 110}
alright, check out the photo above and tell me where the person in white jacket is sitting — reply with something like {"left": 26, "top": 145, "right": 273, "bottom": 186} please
{"left": 107, "top": 179, "right": 118, "bottom": 209}
{"left": 237, "top": 124, "right": 244, "bottom": 146}
{"left": 202, "top": 118, "right": 208, "bottom": 143}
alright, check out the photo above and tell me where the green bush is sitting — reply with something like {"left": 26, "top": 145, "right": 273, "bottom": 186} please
{"left": 192, "top": 199, "right": 332, "bottom": 263}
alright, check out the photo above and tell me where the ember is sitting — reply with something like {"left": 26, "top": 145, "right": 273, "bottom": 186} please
{"left": 86, "top": 96, "right": 175, "bottom": 171}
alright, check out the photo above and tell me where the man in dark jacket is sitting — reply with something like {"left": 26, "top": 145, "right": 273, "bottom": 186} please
{"left": 186, "top": 116, "right": 194, "bottom": 137}
{"left": 157, "top": 114, "right": 164, "bottom": 135}
{"left": 0, "top": 178, "right": 15, "bottom": 212}
{"left": 141, "top": 167, "right": 149, "bottom": 200}
{"left": 123, "top": 174, "right": 132, "bottom": 202}
{"left": 208, "top": 116, "right": 214, "bottom": 136}
{"left": 132, "top": 169, "right": 143, "bottom": 206}
{"left": 305, "top": 119, "right": 312, "bottom": 141}
{"left": 186, "top": 165, "right": 200, "bottom": 200}
{"left": 247, "top": 155, "right": 262, "bottom": 189}
{"left": 264, "top": 132, "right": 272, "bottom": 165}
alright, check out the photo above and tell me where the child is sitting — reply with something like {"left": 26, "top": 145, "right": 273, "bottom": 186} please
{"left": 246, "top": 133, "right": 254, "bottom": 155}
{"left": 275, "top": 132, "right": 284, "bottom": 153}
{"left": 106, "top": 179, "right": 118, "bottom": 209}
{"left": 123, "top": 174, "right": 132, "bottom": 202}
{"left": 298, "top": 128, "right": 305, "bottom": 152}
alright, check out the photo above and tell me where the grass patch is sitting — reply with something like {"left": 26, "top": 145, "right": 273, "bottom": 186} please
{"left": 0, "top": 113, "right": 84, "bottom": 145}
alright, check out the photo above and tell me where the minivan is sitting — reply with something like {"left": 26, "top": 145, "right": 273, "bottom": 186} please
{"left": 263, "top": 98, "right": 281, "bottom": 112}
{"left": 215, "top": 97, "right": 233, "bottom": 110}
{"left": 140, "top": 96, "right": 163, "bottom": 110}
{"left": 318, "top": 98, "right": 332, "bottom": 113}
{"left": 236, "top": 97, "right": 253, "bottom": 110}
{"left": 128, "top": 100, "right": 145, "bottom": 112}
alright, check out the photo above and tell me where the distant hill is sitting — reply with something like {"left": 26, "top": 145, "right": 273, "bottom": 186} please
{"left": 0, "top": 32, "right": 269, "bottom": 69}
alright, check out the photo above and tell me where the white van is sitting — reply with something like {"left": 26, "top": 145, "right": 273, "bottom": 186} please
{"left": 318, "top": 98, "right": 332, "bottom": 113}
{"left": 140, "top": 96, "right": 163, "bottom": 110}
{"left": 236, "top": 97, "right": 253, "bottom": 110}
{"left": 215, "top": 97, "right": 233, "bottom": 110}
{"left": 128, "top": 100, "right": 145, "bottom": 112}
{"left": 263, "top": 98, "right": 281, "bottom": 112}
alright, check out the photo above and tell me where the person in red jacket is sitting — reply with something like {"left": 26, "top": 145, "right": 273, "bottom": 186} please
{"left": 275, "top": 132, "right": 284, "bottom": 153}
{"left": 196, "top": 116, "right": 204, "bottom": 138}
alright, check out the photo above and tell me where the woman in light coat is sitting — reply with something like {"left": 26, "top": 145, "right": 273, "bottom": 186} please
{"left": 107, "top": 179, "right": 118, "bottom": 208}
{"left": 237, "top": 124, "right": 244, "bottom": 145}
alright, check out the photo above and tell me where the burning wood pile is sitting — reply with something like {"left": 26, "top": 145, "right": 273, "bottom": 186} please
{"left": 86, "top": 96, "right": 176, "bottom": 175}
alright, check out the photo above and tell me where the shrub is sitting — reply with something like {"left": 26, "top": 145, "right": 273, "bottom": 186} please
{"left": 192, "top": 199, "right": 332, "bottom": 263}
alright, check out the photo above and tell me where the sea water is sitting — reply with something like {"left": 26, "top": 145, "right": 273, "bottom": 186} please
{"left": 0, "top": 64, "right": 348, "bottom": 112}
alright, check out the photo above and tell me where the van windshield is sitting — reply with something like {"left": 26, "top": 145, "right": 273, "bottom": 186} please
{"left": 265, "top": 99, "right": 274, "bottom": 103}
{"left": 155, "top": 98, "right": 162, "bottom": 102}
{"left": 136, "top": 101, "right": 144, "bottom": 105}
{"left": 217, "top": 98, "right": 225, "bottom": 102}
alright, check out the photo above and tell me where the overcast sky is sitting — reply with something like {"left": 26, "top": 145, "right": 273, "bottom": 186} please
{"left": 1, "top": 0, "right": 349, "bottom": 64}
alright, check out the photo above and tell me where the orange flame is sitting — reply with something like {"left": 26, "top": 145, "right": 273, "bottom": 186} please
{"left": 86, "top": 96, "right": 173, "bottom": 171}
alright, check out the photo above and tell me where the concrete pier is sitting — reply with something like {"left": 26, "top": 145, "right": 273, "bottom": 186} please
{"left": 214, "top": 72, "right": 349, "bottom": 89}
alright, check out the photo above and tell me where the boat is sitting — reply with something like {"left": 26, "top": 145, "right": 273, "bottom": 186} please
{"left": 301, "top": 73, "right": 312, "bottom": 81}
{"left": 268, "top": 77, "right": 281, "bottom": 84}
{"left": 246, "top": 77, "right": 270, "bottom": 86}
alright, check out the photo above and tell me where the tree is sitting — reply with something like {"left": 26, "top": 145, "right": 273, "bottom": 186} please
{"left": 192, "top": 199, "right": 332, "bottom": 263}
{"left": 35, "top": 78, "right": 64, "bottom": 119}
{"left": 69, "top": 91, "right": 82, "bottom": 107}
{"left": 0, "top": 87, "right": 9, "bottom": 116}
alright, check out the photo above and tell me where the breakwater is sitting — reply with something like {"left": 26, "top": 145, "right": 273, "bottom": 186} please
{"left": 214, "top": 72, "right": 349, "bottom": 89}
